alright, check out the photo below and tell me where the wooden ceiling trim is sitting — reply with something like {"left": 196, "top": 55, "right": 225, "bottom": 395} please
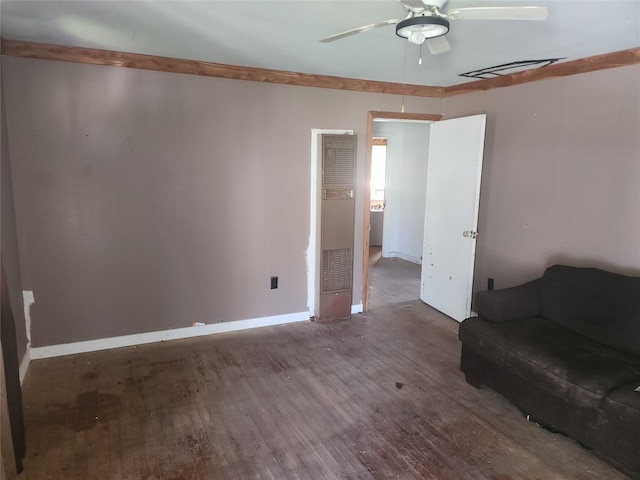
{"left": 1, "top": 39, "right": 445, "bottom": 98}
{"left": 444, "top": 48, "right": 640, "bottom": 97}
{"left": 2, "top": 40, "right": 638, "bottom": 99}
{"left": 368, "top": 111, "right": 443, "bottom": 122}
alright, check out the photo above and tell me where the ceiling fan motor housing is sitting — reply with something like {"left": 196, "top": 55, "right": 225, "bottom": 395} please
{"left": 396, "top": 15, "right": 450, "bottom": 44}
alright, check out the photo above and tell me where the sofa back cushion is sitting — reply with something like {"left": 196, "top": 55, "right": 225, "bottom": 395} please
{"left": 540, "top": 265, "right": 640, "bottom": 357}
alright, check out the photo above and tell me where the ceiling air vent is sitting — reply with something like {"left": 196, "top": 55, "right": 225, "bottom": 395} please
{"left": 459, "top": 58, "right": 565, "bottom": 80}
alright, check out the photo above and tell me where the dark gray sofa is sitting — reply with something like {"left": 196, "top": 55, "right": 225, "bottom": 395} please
{"left": 458, "top": 265, "right": 640, "bottom": 478}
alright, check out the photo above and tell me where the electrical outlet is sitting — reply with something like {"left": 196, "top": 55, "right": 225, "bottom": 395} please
{"left": 270, "top": 276, "right": 278, "bottom": 289}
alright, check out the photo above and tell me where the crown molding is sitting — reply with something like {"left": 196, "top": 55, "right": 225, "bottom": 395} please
{"left": 2, "top": 39, "right": 638, "bottom": 99}
{"left": 0, "top": 39, "right": 444, "bottom": 98}
{"left": 444, "top": 48, "right": 640, "bottom": 97}
{"left": 368, "top": 111, "right": 443, "bottom": 122}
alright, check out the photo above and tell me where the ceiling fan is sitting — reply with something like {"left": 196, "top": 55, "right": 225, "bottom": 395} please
{"left": 320, "top": 0, "right": 548, "bottom": 55}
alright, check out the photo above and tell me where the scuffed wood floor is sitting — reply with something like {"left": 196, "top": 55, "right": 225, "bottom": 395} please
{"left": 20, "top": 253, "right": 629, "bottom": 479}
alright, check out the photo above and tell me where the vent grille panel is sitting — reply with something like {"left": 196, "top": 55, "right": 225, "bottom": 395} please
{"left": 321, "top": 248, "right": 353, "bottom": 293}
{"left": 323, "top": 135, "right": 356, "bottom": 186}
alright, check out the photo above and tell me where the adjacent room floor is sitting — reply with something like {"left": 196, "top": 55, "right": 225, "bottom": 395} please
{"left": 19, "top": 253, "right": 629, "bottom": 479}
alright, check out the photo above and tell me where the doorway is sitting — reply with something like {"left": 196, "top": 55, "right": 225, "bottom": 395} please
{"left": 362, "top": 112, "right": 486, "bottom": 322}
{"left": 362, "top": 112, "right": 442, "bottom": 311}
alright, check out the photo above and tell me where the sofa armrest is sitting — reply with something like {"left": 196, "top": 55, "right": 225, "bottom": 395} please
{"left": 474, "top": 279, "right": 542, "bottom": 322}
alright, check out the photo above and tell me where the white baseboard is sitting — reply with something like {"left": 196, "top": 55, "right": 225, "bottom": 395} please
{"left": 29, "top": 311, "right": 311, "bottom": 360}
{"left": 351, "top": 303, "right": 363, "bottom": 314}
{"left": 19, "top": 348, "right": 31, "bottom": 385}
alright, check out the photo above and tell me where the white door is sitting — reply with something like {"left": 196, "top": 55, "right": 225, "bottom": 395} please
{"left": 420, "top": 114, "right": 486, "bottom": 321}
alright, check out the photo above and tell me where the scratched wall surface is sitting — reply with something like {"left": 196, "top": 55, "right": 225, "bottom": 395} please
{"left": 2, "top": 56, "right": 442, "bottom": 347}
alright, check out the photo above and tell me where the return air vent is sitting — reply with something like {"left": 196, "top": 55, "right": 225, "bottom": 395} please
{"left": 321, "top": 248, "right": 353, "bottom": 293}
{"left": 323, "top": 135, "right": 356, "bottom": 186}
{"left": 459, "top": 58, "right": 564, "bottom": 79}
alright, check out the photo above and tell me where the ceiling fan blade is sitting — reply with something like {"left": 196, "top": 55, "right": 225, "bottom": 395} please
{"left": 426, "top": 36, "right": 451, "bottom": 55}
{"left": 320, "top": 18, "right": 400, "bottom": 43}
{"left": 447, "top": 6, "right": 548, "bottom": 21}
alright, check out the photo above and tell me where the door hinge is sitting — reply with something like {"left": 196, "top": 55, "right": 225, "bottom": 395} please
{"left": 463, "top": 231, "right": 479, "bottom": 239}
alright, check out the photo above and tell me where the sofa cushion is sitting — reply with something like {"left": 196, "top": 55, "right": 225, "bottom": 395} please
{"left": 540, "top": 265, "right": 640, "bottom": 356}
{"left": 598, "top": 382, "right": 640, "bottom": 477}
{"left": 459, "top": 316, "right": 640, "bottom": 409}
{"left": 602, "top": 381, "right": 640, "bottom": 426}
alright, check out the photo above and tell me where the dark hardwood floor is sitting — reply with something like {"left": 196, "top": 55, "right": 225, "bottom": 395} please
{"left": 20, "top": 252, "right": 629, "bottom": 479}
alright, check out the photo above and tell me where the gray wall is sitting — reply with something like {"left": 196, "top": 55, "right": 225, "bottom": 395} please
{"left": 2, "top": 56, "right": 441, "bottom": 347}
{"left": 373, "top": 121, "right": 430, "bottom": 263}
{"left": 444, "top": 64, "right": 640, "bottom": 291}
{"left": 1, "top": 76, "right": 28, "bottom": 362}
{"left": 3, "top": 55, "right": 639, "bottom": 348}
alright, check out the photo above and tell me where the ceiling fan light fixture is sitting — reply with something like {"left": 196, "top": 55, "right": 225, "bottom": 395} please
{"left": 395, "top": 15, "right": 449, "bottom": 44}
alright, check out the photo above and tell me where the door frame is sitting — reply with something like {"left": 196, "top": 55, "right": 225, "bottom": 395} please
{"left": 361, "top": 111, "right": 443, "bottom": 312}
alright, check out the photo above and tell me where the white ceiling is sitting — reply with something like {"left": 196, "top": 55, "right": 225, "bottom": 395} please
{"left": 1, "top": 0, "right": 639, "bottom": 87}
